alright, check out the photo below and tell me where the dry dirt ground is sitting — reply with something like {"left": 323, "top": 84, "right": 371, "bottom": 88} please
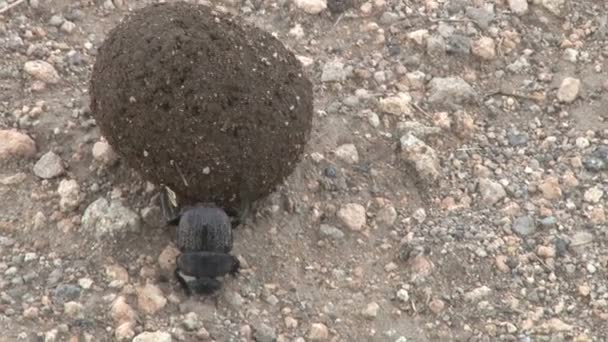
{"left": 1, "top": 0, "right": 608, "bottom": 341}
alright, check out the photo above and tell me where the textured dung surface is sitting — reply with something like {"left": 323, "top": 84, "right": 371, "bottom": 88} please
{"left": 176, "top": 206, "right": 232, "bottom": 253}
{"left": 89, "top": 2, "right": 313, "bottom": 208}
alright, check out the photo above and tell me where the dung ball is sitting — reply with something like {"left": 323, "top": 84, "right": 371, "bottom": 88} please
{"left": 90, "top": 3, "right": 313, "bottom": 209}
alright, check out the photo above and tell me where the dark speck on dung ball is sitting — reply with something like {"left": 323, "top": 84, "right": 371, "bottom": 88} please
{"left": 90, "top": 3, "right": 313, "bottom": 208}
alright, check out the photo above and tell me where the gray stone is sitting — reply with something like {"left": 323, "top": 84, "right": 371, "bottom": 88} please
{"left": 24, "top": 60, "right": 61, "bottom": 84}
{"left": 33, "top": 151, "right": 64, "bottom": 179}
{"left": 133, "top": 331, "right": 172, "bottom": 342}
{"left": 428, "top": 77, "right": 476, "bottom": 105}
{"left": 513, "top": 216, "right": 536, "bottom": 236}
{"left": 53, "top": 284, "right": 81, "bottom": 304}
{"left": 253, "top": 323, "right": 276, "bottom": 342}
{"left": 465, "top": 6, "right": 494, "bottom": 29}
{"left": 57, "top": 179, "right": 82, "bottom": 212}
{"left": 82, "top": 197, "right": 141, "bottom": 238}
{"left": 319, "top": 224, "right": 345, "bottom": 240}
{"left": 400, "top": 134, "right": 441, "bottom": 182}
{"left": 321, "top": 60, "right": 346, "bottom": 82}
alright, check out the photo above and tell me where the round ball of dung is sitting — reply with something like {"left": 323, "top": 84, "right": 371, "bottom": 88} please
{"left": 90, "top": 3, "right": 313, "bottom": 209}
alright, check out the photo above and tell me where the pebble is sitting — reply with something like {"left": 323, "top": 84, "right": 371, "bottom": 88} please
{"left": 294, "top": 0, "right": 327, "bottom": 14}
{"left": 78, "top": 277, "right": 93, "bottom": 289}
{"left": 428, "top": 77, "right": 476, "bottom": 105}
{"left": 539, "top": 176, "right": 562, "bottom": 200}
{"left": 465, "top": 285, "right": 492, "bottom": 302}
{"left": 63, "top": 301, "right": 83, "bottom": 318}
{"left": 115, "top": 322, "right": 135, "bottom": 341}
{"left": 570, "top": 231, "right": 593, "bottom": 246}
{"left": 513, "top": 216, "right": 536, "bottom": 236}
{"left": 82, "top": 197, "right": 141, "bottom": 238}
{"left": 334, "top": 144, "right": 359, "bottom": 164}
{"left": 361, "top": 302, "right": 380, "bottom": 319}
{"left": 537, "top": 246, "right": 556, "bottom": 259}
{"left": 0, "top": 172, "right": 27, "bottom": 185}
{"left": 583, "top": 186, "right": 603, "bottom": 203}
{"left": 33, "top": 151, "right": 64, "bottom": 179}
{"left": 158, "top": 245, "right": 180, "bottom": 271}
{"left": 53, "top": 284, "right": 81, "bottom": 304}
{"left": 541, "top": 0, "right": 565, "bottom": 16}
{"left": 337, "top": 203, "right": 366, "bottom": 231}
{"left": 396, "top": 289, "right": 409, "bottom": 302}
{"left": 24, "top": 60, "right": 61, "bottom": 84}
{"left": 472, "top": 37, "right": 496, "bottom": 60}
{"left": 105, "top": 264, "right": 129, "bottom": 287}
{"left": 92, "top": 140, "right": 118, "bottom": 166}
{"left": 583, "top": 146, "right": 608, "bottom": 172}
{"left": 0, "top": 130, "right": 36, "bottom": 161}
{"left": 319, "top": 224, "right": 345, "bottom": 240}
{"left": 57, "top": 179, "right": 82, "bottom": 212}
{"left": 508, "top": 0, "right": 528, "bottom": 14}
{"left": 557, "top": 77, "right": 580, "bottom": 103}
{"left": 60, "top": 20, "right": 76, "bottom": 34}
{"left": 182, "top": 312, "right": 202, "bottom": 331}
{"left": 137, "top": 283, "right": 167, "bottom": 314}
{"left": 428, "top": 299, "right": 445, "bottom": 314}
{"left": 133, "top": 331, "right": 172, "bottom": 342}
{"left": 48, "top": 15, "right": 64, "bottom": 26}
{"left": 111, "top": 296, "right": 137, "bottom": 324}
{"left": 253, "top": 323, "right": 276, "bottom": 342}
{"left": 321, "top": 60, "right": 347, "bottom": 82}
{"left": 308, "top": 323, "right": 329, "bottom": 341}
{"left": 399, "top": 134, "right": 440, "bottom": 182}
{"left": 379, "top": 93, "right": 413, "bottom": 116}
{"left": 478, "top": 178, "right": 506, "bottom": 206}
{"left": 539, "top": 216, "right": 557, "bottom": 228}
{"left": 508, "top": 131, "right": 529, "bottom": 146}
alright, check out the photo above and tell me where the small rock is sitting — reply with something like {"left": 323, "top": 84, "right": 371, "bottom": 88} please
{"left": 406, "top": 29, "right": 429, "bottom": 45}
{"left": 583, "top": 146, "right": 608, "bottom": 172}
{"left": 82, "top": 197, "right": 141, "bottom": 238}
{"left": 579, "top": 284, "right": 591, "bottom": 297}
{"left": 137, "top": 283, "right": 167, "bottom": 314}
{"left": 384, "top": 262, "right": 398, "bottom": 272}
{"left": 537, "top": 246, "right": 556, "bottom": 259}
{"left": 294, "top": 0, "right": 327, "bottom": 14}
{"left": 57, "top": 179, "right": 82, "bottom": 212}
{"left": 111, "top": 296, "right": 137, "bottom": 324}
{"left": 583, "top": 186, "right": 603, "bottom": 203}
{"left": 379, "top": 93, "right": 413, "bottom": 116}
{"left": 361, "top": 302, "right": 380, "bottom": 319}
{"left": 106, "top": 264, "right": 129, "bottom": 287}
{"left": 158, "top": 245, "right": 180, "bottom": 272}
{"left": 321, "top": 60, "right": 346, "bottom": 82}
{"left": 428, "top": 77, "right": 476, "bottom": 105}
{"left": 538, "top": 318, "right": 573, "bottom": 333}
{"left": 513, "top": 216, "right": 536, "bottom": 236}
{"left": 465, "top": 286, "right": 492, "bottom": 302}
{"left": 400, "top": 134, "right": 440, "bottom": 182}
{"left": 428, "top": 298, "right": 445, "bottom": 314}
{"left": 60, "top": 20, "right": 76, "bottom": 34}
{"left": 337, "top": 203, "right": 366, "bottom": 231}
{"left": 396, "top": 289, "right": 409, "bottom": 302}
{"left": 53, "top": 284, "right": 81, "bottom": 304}
{"left": 539, "top": 176, "right": 562, "bottom": 200}
{"left": 33, "top": 151, "right": 64, "bottom": 179}
{"left": 541, "top": 0, "right": 565, "bottom": 16}
{"left": 334, "top": 144, "right": 359, "bottom": 164}
{"left": 308, "top": 323, "right": 329, "bottom": 341}
{"left": 396, "top": 121, "right": 441, "bottom": 138}
{"left": 557, "top": 77, "right": 580, "bottom": 103}
{"left": 0, "top": 172, "right": 27, "bottom": 185}
{"left": 115, "top": 322, "right": 135, "bottom": 341}
{"left": 92, "top": 140, "right": 118, "bottom": 166}
{"left": 589, "top": 207, "right": 606, "bottom": 224}
{"left": 478, "top": 178, "right": 506, "bottom": 205}
{"left": 133, "top": 331, "right": 172, "bottom": 342}
{"left": 253, "top": 323, "right": 276, "bottom": 342}
{"left": 508, "top": 131, "right": 529, "bottom": 146}
{"left": 472, "top": 37, "right": 496, "bottom": 60}
{"left": 0, "top": 130, "right": 36, "bottom": 161}
{"left": 63, "top": 301, "right": 83, "bottom": 318}
{"left": 495, "top": 255, "right": 510, "bottom": 273}
{"left": 285, "top": 317, "right": 298, "bottom": 329}
{"left": 24, "top": 60, "right": 60, "bottom": 84}
{"left": 570, "top": 231, "right": 593, "bottom": 246}
{"left": 539, "top": 216, "right": 557, "bottom": 228}
{"left": 23, "top": 307, "right": 39, "bottom": 319}
{"left": 375, "top": 205, "right": 397, "bottom": 226}
{"left": 508, "top": 0, "right": 528, "bottom": 14}
{"left": 48, "top": 15, "right": 64, "bottom": 26}
{"left": 182, "top": 312, "right": 202, "bottom": 331}
{"left": 319, "top": 224, "right": 345, "bottom": 240}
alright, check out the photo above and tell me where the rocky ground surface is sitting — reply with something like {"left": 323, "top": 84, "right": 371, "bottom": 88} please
{"left": 1, "top": 0, "right": 608, "bottom": 341}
